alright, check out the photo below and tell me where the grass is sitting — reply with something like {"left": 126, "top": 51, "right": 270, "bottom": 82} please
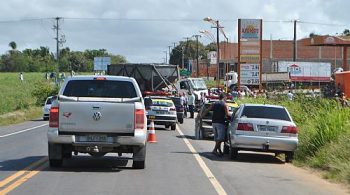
{"left": 237, "top": 95, "right": 350, "bottom": 185}
{"left": 0, "top": 72, "right": 53, "bottom": 125}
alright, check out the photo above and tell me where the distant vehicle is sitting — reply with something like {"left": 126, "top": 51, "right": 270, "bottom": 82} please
{"left": 226, "top": 104, "right": 298, "bottom": 162}
{"left": 170, "top": 97, "right": 184, "bottom": 124}
{"left": 195, "top": 100, "right": 239, "bottom": 140}
{"left": 224, "top": 71, "right": 238, "bottom": 91}
{"left": 144, "top": 96, "right": 177, "bottom": 130}
{"left": 47, "top": 76, "right": 147, "bottom": 169}
{"left": 175, "top": 77, "right": 208, "bottom": 109}
{"left": 42, "top": 96, "right": 54, "bottom": 121}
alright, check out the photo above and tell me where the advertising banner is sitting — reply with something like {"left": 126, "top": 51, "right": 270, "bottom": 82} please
{"left": 278, "top": 61, "right": 331, "bottom": 81}
{"left": 208, "top": 51, "right": 217, "bottom": 65}
{"left": 238, "top": 19, "right": 262, "bottom": 86}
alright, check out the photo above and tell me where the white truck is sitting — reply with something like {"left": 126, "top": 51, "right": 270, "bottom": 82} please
{"left": 175, "top": 77, "right": 208, "bottom": 108}
{"left": 224, "top": 71, "right": 238, "bottom": 91}
{"left": 47, "top": 75, "right": 147, "bottom": 169}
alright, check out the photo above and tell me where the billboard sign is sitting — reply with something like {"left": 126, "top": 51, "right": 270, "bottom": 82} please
{"left": 208, "top": 51, "right": 217, "bottom": 65}
{"left": 278, "top": 61, "right": 331, "bottom": 81}
{"left": 238, "top": 19, "right": 262, "bottom": 86}
{"left": 94, "top": 57, "right": 111, "bottom": 71}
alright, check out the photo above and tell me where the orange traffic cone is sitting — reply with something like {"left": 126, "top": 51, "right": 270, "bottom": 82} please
{"left": 147, "top": 119, "right": 157, "bottom": 143}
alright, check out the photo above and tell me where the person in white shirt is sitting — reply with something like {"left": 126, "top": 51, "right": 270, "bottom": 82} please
{"left": 287, "top": 91, "right": 294, "bottom": 100}
{"left": 180, "top": 93, "right": 187, "bottom": 117}
{"left": 188, "top": 92, "right": 195, "bottom": 118}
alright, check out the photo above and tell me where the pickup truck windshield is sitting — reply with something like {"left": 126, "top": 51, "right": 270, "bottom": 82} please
{"left": 241, "top": 106, "right": 291, "bottom": 121}
{"left": 63, "top": 80, "right": 137, "bottom": 98}
{"left": 190, "top": 79, "right": 207, "bottom": 90}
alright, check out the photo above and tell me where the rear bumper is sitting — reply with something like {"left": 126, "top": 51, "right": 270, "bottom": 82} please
{"left": 47, "top": 128, "right": 147, "bottom": 146}
{"left": 147, "top": 115, "right": 177, "bottom": 125}
{"left": 231, "top": 134, "right": 298, "bottom": 152}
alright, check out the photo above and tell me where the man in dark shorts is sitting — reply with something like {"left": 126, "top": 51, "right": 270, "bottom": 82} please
{"left": 202, "top": 93, "right": 230, "bottom": 156}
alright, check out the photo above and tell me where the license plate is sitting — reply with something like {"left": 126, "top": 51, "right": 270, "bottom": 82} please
{"left": 149, "top": 115, "right": 155, "bottom": 119}
{"left": 156, "top": 111, "right": 168, "bottom": 114}
{"left": 78, "top": 135, "right": 107, "bottom": 142}
{"left": 258, "top": 125, "right": 277, "bottom": 132}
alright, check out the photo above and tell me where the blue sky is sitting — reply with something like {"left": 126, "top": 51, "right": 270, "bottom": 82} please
{"left": 0, "top": 0, "right": 348, "bottom": 63}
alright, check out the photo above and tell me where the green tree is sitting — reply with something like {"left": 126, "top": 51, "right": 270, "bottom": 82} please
{"left": 8, "top": 41, "right": 17, "bottom": 50}
{"left": 169, "top": 40, "right": 206, "bottom": 67}
{"left": 343, "top": 29, "right": 350, "bottom": 36}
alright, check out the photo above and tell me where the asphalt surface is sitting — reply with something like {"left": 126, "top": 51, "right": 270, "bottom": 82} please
{"left": 0, "top": 117, "right": 348, "bottom": 195}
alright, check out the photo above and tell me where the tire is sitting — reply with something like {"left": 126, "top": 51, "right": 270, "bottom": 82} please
{"left": 48, "top": 143, "right": 63, "bottom": 167}
{"left": 49, "top": 159, "right": 63, "bottom": 167}
{"left": 285, "top": 152, "right": 294, "bottom": 163}
{"left": 43, "top": 117, "right": 49, "bottom": 121}
{"left": 133, "top": 146, "right": 146, "bottom": 169}
{"left": 229, "top": 147, "right": 238, "bottom": 160}
{"left": 223, "top": 143, "right": 230, "bottom": 154}
{"left": 165, "top": 125, "right": 170, "bottom": 129}
{"left": 171, "top": 124, "right": 176, "bottom": 130}
{"left": 178, "top": 118, "right": 184, "bottom": 124}
{"left": 133, "top": 160, "right": 145, "bottom": 169}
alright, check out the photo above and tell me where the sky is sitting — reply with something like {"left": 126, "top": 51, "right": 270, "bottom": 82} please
{"left": 0, "top": 0, "right": 349, "bottom": 63}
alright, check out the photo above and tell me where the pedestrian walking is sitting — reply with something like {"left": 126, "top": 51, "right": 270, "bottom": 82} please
{"left": 180, "top": 92, "right": 188, "bottom": 118}
{"left": 188, "top": 92, "right": 195, "bottom": 118}
{"left": 202, "top": 93, "right": 230, "bottom": 156}
{"left": 19, "top": 72, "right": 24, "bottom": 82}
{"left": 287, "top": 91, "right": 294, "bottom": 101}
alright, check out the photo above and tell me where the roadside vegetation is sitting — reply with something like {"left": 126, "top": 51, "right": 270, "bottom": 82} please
{"left": 237, "top": 95, "right": 350, "bottom": 185}
{"left": 0, "top": 72, "right": 58, "bottom": 126}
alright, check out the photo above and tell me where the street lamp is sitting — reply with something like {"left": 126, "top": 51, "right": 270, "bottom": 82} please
{"left": 192, "top": 35, "right": 201, "bottom": 78}
{"left": 204, "top": 17, "right": 220, "bottom": 87}
{"left": 200, "top": 30, "right": 215, "bottom": 80}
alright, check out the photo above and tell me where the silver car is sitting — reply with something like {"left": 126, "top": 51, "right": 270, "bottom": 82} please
{"left": 42, "top": 96, "right": 54, "bottom": 121}
{"left": 226, "top": 104, "right": 298, "bottom": 162}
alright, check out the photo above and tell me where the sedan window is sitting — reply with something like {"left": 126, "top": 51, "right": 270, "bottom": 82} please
{"left": 241, "top": 106, "right": 291, "bottom": 121}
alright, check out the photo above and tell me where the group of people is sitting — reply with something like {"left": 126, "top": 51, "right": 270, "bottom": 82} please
{"left": 179, "top": 91, "right": 195, "bottom": 118}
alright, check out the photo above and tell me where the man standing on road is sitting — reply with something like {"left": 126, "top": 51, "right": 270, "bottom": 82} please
{"left": 180, "top": 92, "right": 188, "bottom": 118}
{"left": 188, "top": 92, "right": 195, "bottom": 118}
{"left": 202, "top": 93, "right": 230, "bottom": 156}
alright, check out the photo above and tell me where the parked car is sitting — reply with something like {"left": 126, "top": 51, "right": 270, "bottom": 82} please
{"left": 195, "top": 100, "right": 239, "bottom": 139}
{"left": 42, "top": 96, "right": 55, "bottom": 121}
{"left": 170, "top": 97, "right": 184, "bottom": 124}
{"left": 144, "top": 96, "right": 177, "bottom": 130}
{"left": 225, "top": 104, "right": 298, "bottom": 162}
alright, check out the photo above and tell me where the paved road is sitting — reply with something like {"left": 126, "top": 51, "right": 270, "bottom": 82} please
{"left": 0, "top": 118, "right": 348, "bottom": 195}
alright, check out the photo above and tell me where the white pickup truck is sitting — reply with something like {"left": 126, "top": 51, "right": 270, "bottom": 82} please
{"left": 47, "top": 76, "right": 147, "bottom": 169}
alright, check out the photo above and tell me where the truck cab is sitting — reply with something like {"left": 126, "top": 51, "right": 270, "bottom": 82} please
{"left": 175, "top": 78, "right": 208, "bottom": 108}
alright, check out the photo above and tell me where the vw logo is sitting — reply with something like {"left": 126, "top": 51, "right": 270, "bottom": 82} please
{"left": 92, "top": 112, "right": 102, "bottom": 121}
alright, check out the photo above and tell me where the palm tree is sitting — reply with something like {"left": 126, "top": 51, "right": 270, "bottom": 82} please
{"left": 9, "top": 41, "right": 17, "bottom": 50}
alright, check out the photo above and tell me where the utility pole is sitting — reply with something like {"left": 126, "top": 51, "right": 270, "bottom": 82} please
{"left": 193, "top": 35, "right": 201, "bottom": 77}
{"left": 168, "top": 46, "right": 172, "bottom": 64}
{"left": 216, "top": 20, "right": 220, "bottom": 87}
{"left": 293, "top": 20, "right": 297, "bottom": 62}
{"left": 164, "top": 51, "right": 167, "bottom": 64}
{"left": 54, "top": 17, "right": 60, "bottom": 82}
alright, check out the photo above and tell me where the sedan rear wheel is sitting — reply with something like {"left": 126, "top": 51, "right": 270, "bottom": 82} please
{"left": 285, "top": 152, "right": 294, "bottom": 163}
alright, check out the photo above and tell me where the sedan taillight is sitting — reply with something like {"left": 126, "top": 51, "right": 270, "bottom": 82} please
{"left": 135, "top": 109, "right": 145, "bottom": 129}
{"left": 170, "top": 107, "right": 176, "bottom": 111}
{"left": 237, "top": 123, "right": 254, "bottom": 131}
{"left": 281, "top": 126, "right": 298, "bottom": 134}
{"left": 49, "top": 106, "right": 59, "bottom": 128}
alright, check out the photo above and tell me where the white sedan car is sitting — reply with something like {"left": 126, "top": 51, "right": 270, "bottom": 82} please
{"left": 226, "top": 104, "right": 298, "bottom": 162}
{"left": 42, "top": 96, "right": 54, "bottom": 120}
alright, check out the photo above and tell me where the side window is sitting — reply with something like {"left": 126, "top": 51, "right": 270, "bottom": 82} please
{"left": 180, "top": 81, "right": 187, "bottom": 89}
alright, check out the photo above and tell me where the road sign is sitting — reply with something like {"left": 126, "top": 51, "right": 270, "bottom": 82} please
{"left": 94, "top": 57, "right": 111, "bottom": 71}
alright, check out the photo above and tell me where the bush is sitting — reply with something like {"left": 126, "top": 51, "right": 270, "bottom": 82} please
{"left": 31, "top": 81, "right": 59, "bottom": 105}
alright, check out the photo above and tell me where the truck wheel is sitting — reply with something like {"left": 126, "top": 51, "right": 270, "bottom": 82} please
{"left": 178, "top": 118, "right": 184, "bottom": 124}
{"left": 285, "top": 152, "right": 294, "bottom": 163}
{"left": 48, "top": 143, "right": 63, "bottom": 167}
{"left": 133, "top": 160, "right": 145, "bottom": 169}
{"left": 49, "top": 159, "right": 63, "bottom": 167}
{"left": 171, "top": 124, "right": 176, "bottom": 130}
{"left": 133, "top": 146, "right": 146, "bottom": 169}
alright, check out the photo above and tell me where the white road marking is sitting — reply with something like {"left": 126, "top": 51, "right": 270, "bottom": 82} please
{"left": 176, "top": 125, "right": 228, "bottom": 195}
{"left": 0, "top": 124, "right": 48, "bottom": 138}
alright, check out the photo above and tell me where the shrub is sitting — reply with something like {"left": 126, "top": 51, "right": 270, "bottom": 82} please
{"left": 31, "top": 81, "right": 59, "bottom": 105}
